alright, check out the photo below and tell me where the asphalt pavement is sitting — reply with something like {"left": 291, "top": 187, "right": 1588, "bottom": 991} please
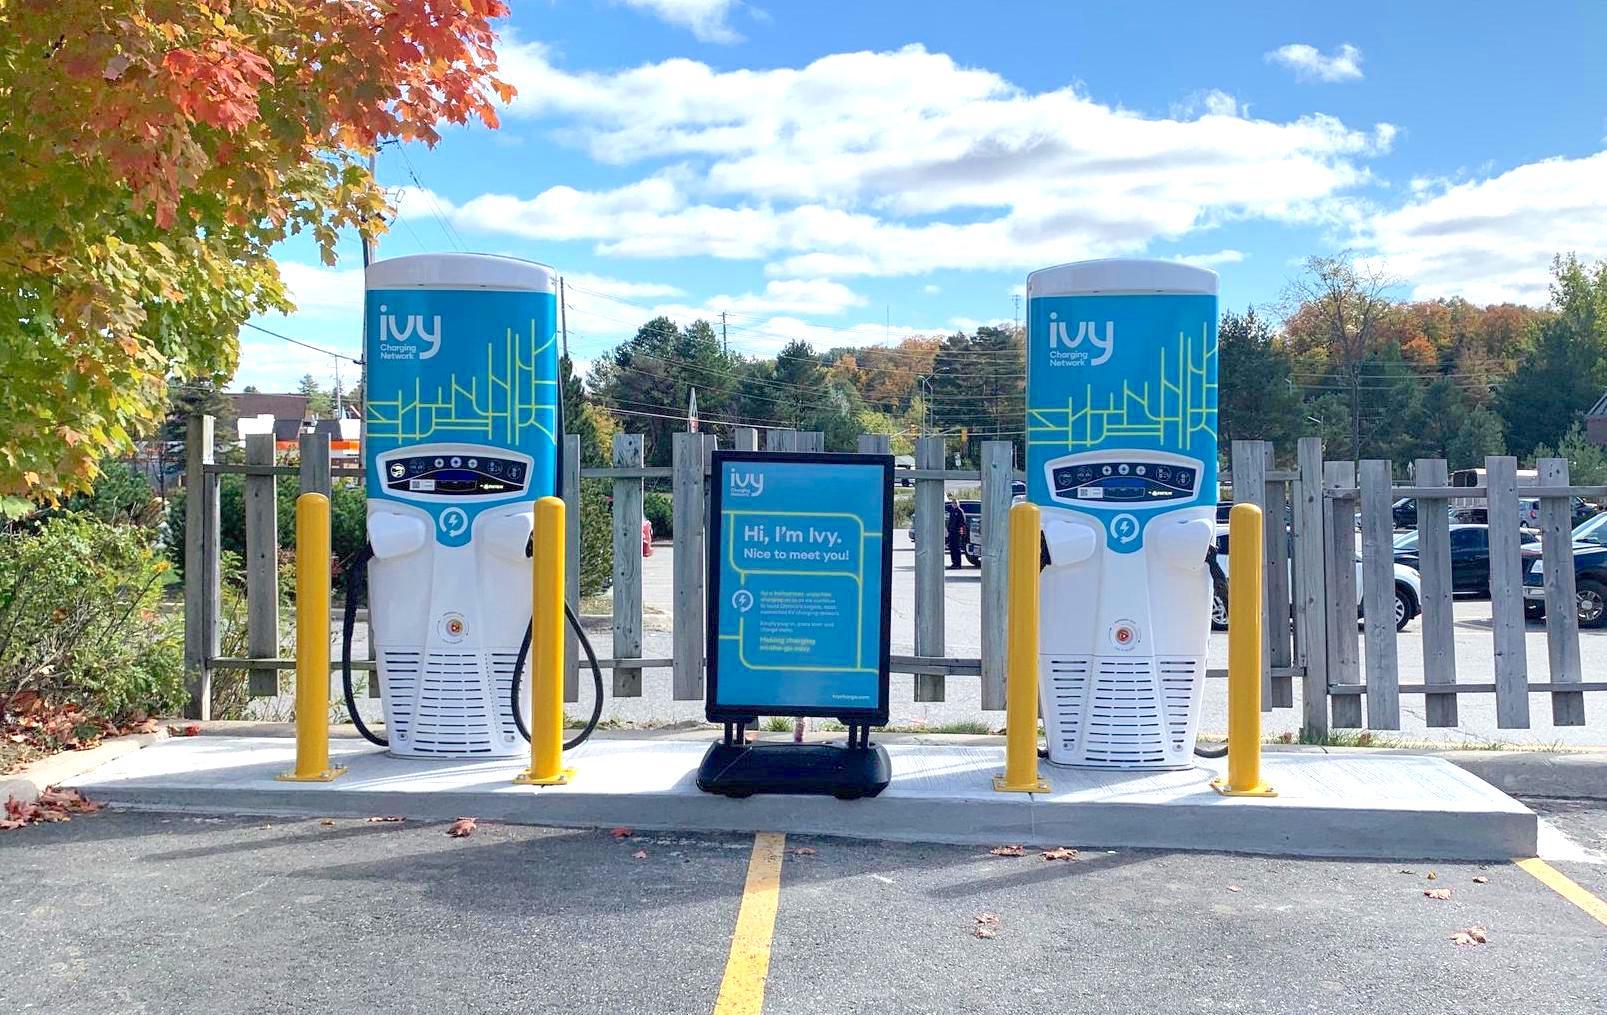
{"left": 2, "top": 808, "right": 1604, "bottom": 1014}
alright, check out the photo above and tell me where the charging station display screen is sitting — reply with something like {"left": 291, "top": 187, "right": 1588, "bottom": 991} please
{"left": 706, "top": 451, "right": 892, "bottom": 725}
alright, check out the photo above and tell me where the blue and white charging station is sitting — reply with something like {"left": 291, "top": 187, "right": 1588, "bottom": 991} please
{"left": 1026, "top": 259, "right": 1219, "bottom": 769}
{"left": 360, "top": 253, "right": 559, "bottom": 757}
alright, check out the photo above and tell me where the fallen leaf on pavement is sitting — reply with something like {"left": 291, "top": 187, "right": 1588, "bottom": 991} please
{"left": 788, "top": 846, "right": 817, "bottom": 857}
{"left": 1, "top": 787, "right": 102, "bottom": 831}
{"left": 366, "top": 816, "right": 404, "bottom": 823}
{"left": 1424, "top": 888, "right": 1452, "bottom": 901}
{"left": 973, "top": 913, "right": 1000, "bottom": 939}
{"left": 1449, "top": 926, "right": 1489, "bottom": 946}
{"left": 1472, "top": 876, "right": 1489, "bottom": 884}
{"left": 319, "top": 819, "right": 335, "bottom": 827}
{"left": 610, "top": 827, "right": 633, "bottom": 839}
{"left": 1227, "top": 885, "right": 1242, "bottom": 893}
{"left": 1041, "top": 847, "right": 1079, "bottom": 861}
{"left": 446, "top": 817, "right": 477, "bottom": 838}
{"left": 632, "top": 849, "right": 648, "bottom": 859}
{"left": 989, "top": 844, "right": 1026, "bottom": 857}
{"left": 1426, "top": 870, "right": 1438, "bottom": 881}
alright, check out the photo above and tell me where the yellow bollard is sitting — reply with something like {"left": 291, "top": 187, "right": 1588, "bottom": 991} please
{"left": 279, "top": 493, "right": 345, "bottom": 782}
{"left": 994, "top": 501, "right": 1050, "bottom": 793}
{"left": 516, "top": 496, "right": 573, "bottom": 786}
{"left": 1212, "top": 502, "right": 1275, "bottom": 797}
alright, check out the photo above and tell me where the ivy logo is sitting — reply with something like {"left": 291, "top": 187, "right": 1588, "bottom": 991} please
{"left": 1047, "top": 312, "right": 1113, "bottom": 366}
{"left": 729, "top": 471, "right": 764, "bottom": 498}
{"left": 378, "top": 304, "right": 443, "bottom": 359}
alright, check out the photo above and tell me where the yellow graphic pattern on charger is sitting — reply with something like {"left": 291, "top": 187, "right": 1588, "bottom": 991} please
{"left": 1028, "top": 325, "right": 1217, "bottom": 452}
{"left": 365, "top": 322, "right": 558, "bottom": 447}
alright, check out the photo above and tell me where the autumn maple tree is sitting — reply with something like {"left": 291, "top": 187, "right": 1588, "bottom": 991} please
{"left": 0, "top": 0, "right": 516, "bottom": 501}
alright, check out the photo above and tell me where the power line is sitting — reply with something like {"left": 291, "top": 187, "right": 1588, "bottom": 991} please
{"left": 241, "top": 321, "right": 361, "bottom": 365}
{"left": 393, "top": 143, "right": 467, "bottom": 253}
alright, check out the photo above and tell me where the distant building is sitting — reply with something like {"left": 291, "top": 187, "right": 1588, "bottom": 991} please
{"left": 1587, "top": 392, "right": 1607, "bottom": 446}
{"left": 225, "top": 392, "right": 360, "bottom": 458}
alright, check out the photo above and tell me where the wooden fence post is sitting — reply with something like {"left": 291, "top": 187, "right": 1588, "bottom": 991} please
{"left": 562, "top": 434, "right": 581, "bottom": 703}
{"left": 611, "top": 433, "right": 644, "bottom": 697}
{"left": 1324, "top": 461, "right": 1362, "bottom": 728}
{"left": 183, "top": 414, "right": 218, "bottom": 720}
{"left": 1414, "top": 458, "right": 1458, "bottom": 727}
{"left": 1231, "top": 440, "right": 1272, "bottom": 709}
{"left": 734, "top": 427, "right": 758, "bottom": 452}
{"left": 1293, "top": 437, "right": 1329, "bottom": 738}
{"left": 913, "top": 434, "right": 946, "bottom": 701}
{"left": 798, "top": 431, "right": 824, "bottom": 453}
{"left": 1263, "top": 443, "right": 1293, "bottom": 708}
{"left": 672, "top": 432, "right": 707, "bottom": 700}
{"left": 1537, "top": 458, "right": 1584, "bottom": 725}
{"left": 244, "top": 432, "right": 279, "bottom": 697}
{"left": 1358, "top": 459, "right": 1400, "bottom": 729}
{"left": 979, "top": 440, "right": 1013, "bottom": 711}
{"left": 1485, "top": 455, "right": 1530, "bottom": 728}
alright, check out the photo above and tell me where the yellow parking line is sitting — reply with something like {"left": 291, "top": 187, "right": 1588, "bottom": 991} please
{"left": 713, "top": 832, "right": 787, "bottom": 1015}
{"left": 1516, "top": 857, "right": 1607, "bottom": 927}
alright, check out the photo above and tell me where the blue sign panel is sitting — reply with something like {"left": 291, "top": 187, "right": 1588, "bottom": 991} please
{"left": 1026, "top": 293, "right": 1218, "bottom": 553}
{"left": 363, "top": 287, "right": 558, "bottom": 546}
{"left": 706, "top": 452, "right": 893, "bottom": 724}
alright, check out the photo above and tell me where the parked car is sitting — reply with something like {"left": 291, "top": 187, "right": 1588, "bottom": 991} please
{"left": 1516, "top": 497, "right": 1596, "bottom": 529}
{"left": 1213, "top": 524, "right": 1421, "bottom": 632}
{"left": 894, "top": 455, "right": 915, "bottom": 487}
{"left": 1521, "top": 510, "right": 1607, "bottom": 627}
{"left": 908, "top": 499, "right": 981, "bottom": 566}
{"left": 1392, "top": 497, "right": 1418, "bottom": 529}
{"left": 1392, "top": 523, "right": 1540, "bottom": 595}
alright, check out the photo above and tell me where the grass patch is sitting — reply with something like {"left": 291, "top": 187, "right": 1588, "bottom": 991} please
{"left": 761, "top": 716, "right": 795, "bottom": 732}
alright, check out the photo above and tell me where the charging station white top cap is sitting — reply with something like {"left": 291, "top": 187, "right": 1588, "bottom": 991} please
{"left": 365, "top": 253, "right": 557, "bottom": 293}
{"left": 1027, "top": 258, "right": 1218, "bottom": 299}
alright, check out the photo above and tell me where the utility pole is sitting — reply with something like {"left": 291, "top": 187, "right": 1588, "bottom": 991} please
{"left": 559, "top": 276, "right": 569, "bottom": 363}
{"left": 720, "top": 311, "right": 728, "bottom": 354}
{"left": 361, "top": 150, "right": 378, "bottom": 269}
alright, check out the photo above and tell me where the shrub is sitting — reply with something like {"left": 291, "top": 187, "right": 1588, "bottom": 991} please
{"left": 53, "top": 461, "right": 161, "bottom": 527}
{"left": 0, "top": 516, "right": 187, "bottom": 720}
{"left": 579, "top": 480, "right": 612, "bottom": 597}
{"left": 164, "top": 473, "right": 369, "bottom": 577}
{"left": 643, "top": 490, "right": 674, "bottom": 541}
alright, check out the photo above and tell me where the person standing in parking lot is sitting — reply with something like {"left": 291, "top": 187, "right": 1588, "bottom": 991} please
{"left": 946, "top": 493, "right": 968, "bottom": 569}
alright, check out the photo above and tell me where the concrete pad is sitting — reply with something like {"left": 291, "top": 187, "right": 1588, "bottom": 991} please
{"left": 65, "top": 736, "right": 1535, "bottom": 860}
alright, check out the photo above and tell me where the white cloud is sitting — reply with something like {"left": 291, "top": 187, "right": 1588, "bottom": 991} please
{"left": 619, "top": 0, "right": 743, "bottom": 44}
{"left": 484, "top": 42, "right": 1393, "bottom": 276}
{"left": 1265, "top": 43, "right": 1364, "bottom": 83}
{"left": 1357, "top": 149, "right": 1607, "bottom": 305}
{"left": 1172, "top": 249, "right": 1246, "bottom": 268}
{"left": 922, "top": 284, "right": 942, "bottom": 295}
{"left": 275, "top": 262, "right": 363, "bottom": 317}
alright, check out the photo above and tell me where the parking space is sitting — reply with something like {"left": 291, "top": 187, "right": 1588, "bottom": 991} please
{"left": 3, "top": 811, "right": 1602, "bottom": 1015}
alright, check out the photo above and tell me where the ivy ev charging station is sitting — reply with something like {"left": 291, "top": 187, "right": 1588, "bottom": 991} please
{"left": 352, "top": 253, "right": 561, "bottom": 758}
{"left": 1026, "top": 259, "right": 1219, "bottom": 770}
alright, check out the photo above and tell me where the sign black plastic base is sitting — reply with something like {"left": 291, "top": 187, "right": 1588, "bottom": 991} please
{"left": 695, "top": 740, "right": 892, "bottom": 800}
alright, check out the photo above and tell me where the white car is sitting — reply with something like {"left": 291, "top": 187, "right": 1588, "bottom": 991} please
{"left": 1211, "top": 524, "right": 1422, "bottom": 632}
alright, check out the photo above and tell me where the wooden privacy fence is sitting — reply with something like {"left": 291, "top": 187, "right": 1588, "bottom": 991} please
{"left": 180, "top": 415, "right": 1607, "bottom": 736}
{"left": 180, "top": 417, "right": 1024, "bottom": 719}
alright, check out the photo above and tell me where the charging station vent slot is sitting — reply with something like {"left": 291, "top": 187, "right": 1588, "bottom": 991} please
{"left": 1044, "top": 656, "right": 1091, "bottom": 754}
{"left": 1083, "top": 659, "right": 1166, "bottom": 765}
{"left": 488, "top": 650, "right": 521, "bottom": 744}
{"left": 407, "top": 650, "right": 496, "bottom": 754}
{"left": 1156, "top": 657, "right": 1202, "bottom": 752}
{"left": 378, "top": 649, "right": 418, "bottom": 743}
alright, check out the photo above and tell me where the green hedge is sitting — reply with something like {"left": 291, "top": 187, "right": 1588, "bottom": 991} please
{"left": 643, "top": 490, "right": 673, "bottom": 541}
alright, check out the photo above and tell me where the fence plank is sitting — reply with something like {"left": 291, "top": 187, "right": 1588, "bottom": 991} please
{"left": 1324, "top": 461, "right": 1362, "bottom": 728}
{"left": 244, "top": 433, "right": 279, "bottom": 698}
{"left": 672, "top": 432, "right": 706, "bottom": 700}
{"left": 1263, "top": 443, "right": 1294, "bottom": 708}
{"left": 1485, "top": 456, "right": 1530, "bottom": 728}
{"left": 1537, "top": 458, "right": 1584, "bottom": 725}
{"left": 562, "top": 434, "right": 581, "bottom": 703}
{"left": 913, "top": 435, "right": 946, "bottom": 701}
{"left": 798, "top": 431, "right": 824, "bottom": 453}
{"left": 765, "top": 428, "right": 798, "bottom": 452}
{"left": 1232, "top": 440, "right": 1273, "bottom": 709}
{"left": 611, "top": 434, "right": 645, "bottom": 696}
{"left": 979, "top": 441, "right": 1012, "bottom": 711}
{"left": 1359, "top": 459, "right": 1401, "bottom": 729}
{"left": 734, "top": 427, "right": 758, "bottom": 452}
{"left": 183, "top": 415, "right": 218, "bottom": 719}
{"left": 857, "top": 434, "right": 891, "bottom": 455}
{"left": 1414, "top": 458, "right": 1458, "bottom": 726}
{"left": 1293, "top": 438, "right": 1329, "bottom": 738}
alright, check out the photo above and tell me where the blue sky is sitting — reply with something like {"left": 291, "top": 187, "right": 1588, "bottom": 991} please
{"left": 239, "top": 0, "right": 1607, "bottom": 392}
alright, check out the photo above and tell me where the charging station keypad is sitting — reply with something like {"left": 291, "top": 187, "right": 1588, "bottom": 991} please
{"left": 383, "top": 454, "right": 529, "bottom": 497}
{"left": 1050, "top": 459, "right": 1198, "bottom": 504}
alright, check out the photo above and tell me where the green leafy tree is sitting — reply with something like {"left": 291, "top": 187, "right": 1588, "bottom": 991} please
{"left": 1217, "top": 309, "right": 1303, "bottom": 453}
{"left": 1533, "top": 424, "right": 1607, "bottom": 486}
{"left": 1496, "top": 256, "right": 1607, "bottom": 457}
{"left": 296, "top": 374, "right": 334, "bottom": 418}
